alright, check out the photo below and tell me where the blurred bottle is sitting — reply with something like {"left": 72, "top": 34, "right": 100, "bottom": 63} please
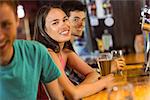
{"left": 102, "top": 29, "right": 113, "bottom": 51}
{"left": 96, "top": 38, "right": 104, "bottom": 52}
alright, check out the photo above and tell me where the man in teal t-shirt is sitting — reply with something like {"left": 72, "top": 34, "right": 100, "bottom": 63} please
{"left": 0, "top": 1, "right": 64, "bottom": 100}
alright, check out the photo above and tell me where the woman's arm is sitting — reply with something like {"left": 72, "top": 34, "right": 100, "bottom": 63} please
{"left": 59, "top": 67, "right": 114, "bottom": 100}
{"left": 67, "top": 51, "right": 100, "bottom": 84}
{"left": 45, "top": 79, "right": 64, "bottom": 100}
{"left": 49, "top": 50, "right": 114, "bottom": 99}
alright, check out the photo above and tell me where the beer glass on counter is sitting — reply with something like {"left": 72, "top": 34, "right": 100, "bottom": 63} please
{"left": 96, "top": 52, "right": 113, "bottom": 76}
{"left": 111, "top": 50, "right": 124, "bottom": 74}
{"left": 111, "top": 50, "right": 127, "bottom": 82}
{"left": 96, "top": 50, "right": 126, "bottom": 82}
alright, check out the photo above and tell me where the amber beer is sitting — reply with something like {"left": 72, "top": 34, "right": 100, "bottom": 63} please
{"left": 97, "top": 59, "right": 112, "bottom": 76}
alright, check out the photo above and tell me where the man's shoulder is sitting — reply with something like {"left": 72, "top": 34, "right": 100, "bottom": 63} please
{"left": 15, "top": 40, "right": 46, "bottom": 49}
{"left": 14, "top": 40, "right": 48, "bottom": 54}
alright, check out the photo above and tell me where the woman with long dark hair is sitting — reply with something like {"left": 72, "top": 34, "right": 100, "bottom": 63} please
{"left": 33, "top": 4, "right": 124, "bottom": 99}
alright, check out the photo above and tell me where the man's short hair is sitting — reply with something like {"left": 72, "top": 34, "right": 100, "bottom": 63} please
{"left": 0, "top": 0, "right": 18, "bottom": 18}
{"left": 61, "top": 0, "right": 86, "bottom": 16}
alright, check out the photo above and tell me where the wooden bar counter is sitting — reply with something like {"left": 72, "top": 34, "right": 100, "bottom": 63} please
{"left": 83, "top": 53, "right": 150, "bottom": 100}
{"left": 124, "top": 53, "right": 145, "bottom": 65}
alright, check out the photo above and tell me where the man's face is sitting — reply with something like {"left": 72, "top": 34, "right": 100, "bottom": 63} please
{"left": 69, "top": 10, "right": 86, "bottom": 37}
{"left": 0, "top": 3, "right": 18, "bottom": 63}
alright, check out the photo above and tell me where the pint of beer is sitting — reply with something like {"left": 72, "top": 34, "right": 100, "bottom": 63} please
{"left": 97, "top": 53, "right": 113, "bottom": 76}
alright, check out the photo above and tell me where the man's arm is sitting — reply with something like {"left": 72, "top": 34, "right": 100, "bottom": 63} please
{"left": 45, "top": 79, "right": 64, "bottom": 100}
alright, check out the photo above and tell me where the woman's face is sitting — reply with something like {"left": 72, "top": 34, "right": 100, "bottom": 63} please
{"left": 45, "top": 8, "right": 71, "bottom": 43}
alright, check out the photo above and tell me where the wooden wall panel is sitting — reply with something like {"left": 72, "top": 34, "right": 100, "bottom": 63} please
{"left": 111, "top": 0, "right": 142, "bottom": 53}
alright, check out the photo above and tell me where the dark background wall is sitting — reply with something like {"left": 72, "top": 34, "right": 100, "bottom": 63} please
{"left": 111, "top": 0, "right": 142, "bottom": 53}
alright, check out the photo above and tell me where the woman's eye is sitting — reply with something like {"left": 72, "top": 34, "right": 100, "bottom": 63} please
{"left": 63, "top": 18, "right": 68, "bottom": 22}
{"left": 52, "top": 22, "right": 59, "bottom": 25}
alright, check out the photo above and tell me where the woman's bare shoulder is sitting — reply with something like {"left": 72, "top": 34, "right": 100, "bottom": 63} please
{"left": 47, "top": 48, "right": 54, "bottom": 52}
{"left": 63, "top": 48, "right": 76, "bottom": 57}
{"left": 47, "top": 48, "right": 58, "bottom": 57}
{"left": 63, "top": 48, "right": 74, "bottom": 53}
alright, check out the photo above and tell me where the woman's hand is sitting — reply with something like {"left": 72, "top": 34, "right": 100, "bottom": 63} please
{"left": 101, "top": 74, "right": 115, "bottom": 88}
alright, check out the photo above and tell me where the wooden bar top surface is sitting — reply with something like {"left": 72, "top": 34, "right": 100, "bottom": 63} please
{"left": 83, "top": 53, "right": 150, "bottom": 100}
{"left": 124, "top": 53, "right": 145, "bottom": 65}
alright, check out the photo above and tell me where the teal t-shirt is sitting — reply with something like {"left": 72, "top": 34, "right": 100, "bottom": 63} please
{"left": 0, "top": 40, "right": 61, "bottom": 100}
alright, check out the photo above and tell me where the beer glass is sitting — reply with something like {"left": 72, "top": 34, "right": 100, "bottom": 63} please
{"left": 111, "top": 50, "right": 125, "bottom": 72}
{"left": 96, "top": 53, "right": 113, "bottom": 76}
{"left": 111, "top": 50, "right": 127, "bottom": 82}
